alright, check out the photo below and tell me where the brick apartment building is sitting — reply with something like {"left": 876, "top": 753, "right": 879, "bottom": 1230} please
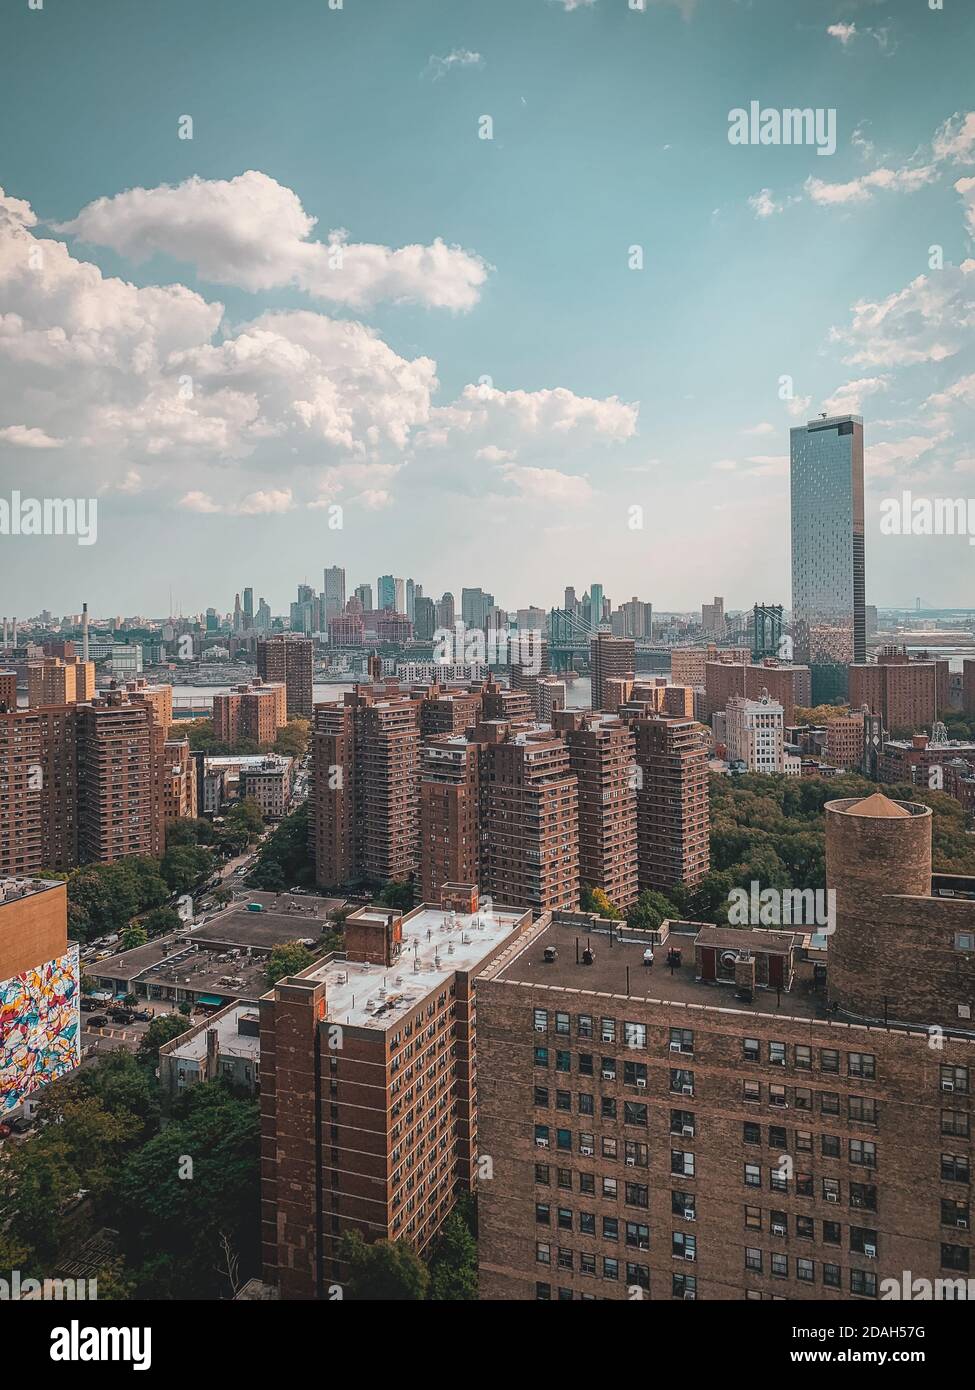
{"left": 310, "top": 686, "right": 422, "bottom": 889}
{"left": 479, "top": 726, "right": 580, "bottom": 914}
{"left": 26, "top": 656, "right": 95, "bottom": 707}
{"left": 590, "top": 634, "right": 636, "bottom": 713}
{"left": 965, "top": 659, "right": 975, "bottom": 717}
{"left": 75, "top": 692, "right": 156, "bottom": 863}
{"left": 257, "top": 635, "right": 314, "bottom": 719}
{"left": 671, "top": 645, "right": 750, "bottom": 690}
{"left": 419, "top": 739, "right": 481, "bottom": 902}
{"left": 703, "top": 661, "right": 812, "bottom": 727}
{"left": 0, "top": 670, "right": 17, "bottom": 711}
{"left": 213, "top": 680, "right": 288, "bottom": 748}
{"left": 849, "top": 649, "right": 945, "bottom": 735}
{"left": 556, "top": 711, "right": 638, "bottom": 910}
{"left": 620, "top": 712, "right": 710, "bottom": 894}
{"left": 0, "top": 706, "right": 78, "bottom": 876}
{"left": 259, "top": 889, "right": 532, "bottom": 1299}
{"left": 476, "top": 791, "right": 975, "bottom": 1301}
{"left": 824, "top": 709, "right": 868, "bottom": 769}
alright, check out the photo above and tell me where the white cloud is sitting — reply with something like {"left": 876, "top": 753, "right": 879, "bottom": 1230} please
{"left": 236, "top": 488, "right": 294, "bottom": 515}
{"left": 57, "top": 171, "right": 489, "bottom": 311}
{"left": 499, "top": 463, "right": 593, "bottom": 504}
{"left": 931, "top": 112, "right": 975, "bottom": 164}
{"left": 0, "top": 424, "right": 63, "bottom": 448}
{"left": 744, "top": 455, "right": 788, "bottom": 477}
{"left": 829, "top": 262, "right": 975, "bottom": 368}
{"left": 805, "top": 164, "right": 937, "bottom": 206}
{"left": 741, "top": 422, "right": 775, "bottom": 436}
{"left": 955, "top": 177, "right": 975, "bottom": 234}
{"left": 821, "top": 376, "right": 889, "bottom": 415}
{"left": 179, "top": 491, "right": 222, "bottom": 513}
{"left": 748, "top": 188, "right": 782, "bottom": 219}
{"left": 476, "top": 445, "right": 516, "bottom": 462}
{"left": 826, "top": 23, "right": 856, "bottom": 45}
{"left": 865, "top": 433, "right": 945, "bottom": 480}
{"left": 426, "top": 50, "right": 483, "bottom": 80}
{"left": 710, "top": 459, "right": 737, "bottom": 471}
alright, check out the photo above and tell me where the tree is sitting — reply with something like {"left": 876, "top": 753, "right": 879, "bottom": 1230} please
{"left": 139, "top": 906, "right": 181, "bottom": 938}
{"left": 274, "top": 718, "right": 310, "bottom": 757}
{"left": 625, "top": 890, "right": 679, "bottom": 932}
{"left": 338, "top": 1231, "right": 429, "bottom": 1300}
{"left": 136, "top": 1013, "right": 190, "bottom": 1065}
{"left": 580, "top": 886, "right": 622, "bottom": 919}
{"left": 120, "top": 924, "right": 148, "bottom": 952}
{"left": 249, "top": 803, "right": 314, "bottom": 890}
{"left": 225, "top": 797, "right": 264, "bottom": 840}
{"left": 160, "top": 843, "right": 214, "bottom": 894}
{"left": 378, "top": 880, "right": 414, "bottom": 912}
{"left": 428, "top": 1211, "right": 477, "bottom": 1300}
{"left": 266, "top": 941, "right": 314, "bottom": 986}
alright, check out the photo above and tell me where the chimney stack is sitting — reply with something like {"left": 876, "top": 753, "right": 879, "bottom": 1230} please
{"left": 82, "top": 602, "right": 89, "bottom": 663}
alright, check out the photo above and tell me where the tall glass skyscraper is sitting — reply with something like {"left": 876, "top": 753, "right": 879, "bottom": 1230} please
{"left": 790, "top": 414, "right": 866, "bottom": 704}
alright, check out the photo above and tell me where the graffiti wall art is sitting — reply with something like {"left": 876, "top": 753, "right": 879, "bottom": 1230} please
{"left": 0, "top": 944, "right": 80, "bottom": 1114}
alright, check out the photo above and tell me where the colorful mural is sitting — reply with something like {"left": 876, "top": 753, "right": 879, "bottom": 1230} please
{"left": 0, "top": 944, "right": 80, "bottom": 1114}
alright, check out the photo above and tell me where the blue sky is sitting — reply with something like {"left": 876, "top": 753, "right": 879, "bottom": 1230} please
{"left": 0, "top": 0, "right": 973, "bottom": 617}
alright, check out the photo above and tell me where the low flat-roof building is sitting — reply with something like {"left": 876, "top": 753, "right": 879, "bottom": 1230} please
{"left": 158, "top": 1000, "right": 262, "bottom": 1099}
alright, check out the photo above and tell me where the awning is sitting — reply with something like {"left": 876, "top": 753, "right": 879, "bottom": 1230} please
{"left": 195, "top": 994, "right": 225, "bottom": 1006}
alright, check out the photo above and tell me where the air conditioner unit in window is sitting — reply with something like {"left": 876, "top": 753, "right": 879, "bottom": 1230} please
{"left": 958, "top": 1218, "right": 969, "bottom": 1230}
{"left": 580, "top": 1145, "right": 593, "bottom": 1156}
{"left": 772, "top": 1223, "right": 786, "bottom": 1236}
{"left": 683, "top": 1209, "right": 695, "bottom": 1221}
{"left": 636, "top": 1077, "right": 647, "bottom": 1089}
{"left": 536, "top": 1137, "right": 549, "bottom": 1148}
{"left": 626, "top": 1157, "right": 637, "bottom": 1166}
{"left": 942, "top": 1081, "right": 955, "bottom": 1092}
{"left": 864, "top": 1244, "right": 877, "bottom": 1258}
{"left": 682, "top": 1125, "right": 694, "bottom": 1137}
{"left": 534, "top": 1024, "right": 546, "bottom": 1032}
{"left": 602, "top": 1069, "right": 614, "bottom": 1080}
{"left": 825, "top": 1191, "right": 838, "bottom": 1202}
{"left": 669, "top": 1042, "right": 682, "bottom": 1052}
{"left": 683, "top": 1291, "right": 696, "bottom": 1300}
{"left": 684, "top": 1249, "right": 696, "bottom": 1261}
{"left": 681, "top": 1084, "right": 694, "bottom": 1095}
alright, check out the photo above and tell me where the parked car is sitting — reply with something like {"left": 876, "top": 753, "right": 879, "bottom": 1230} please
{"left": 131, "top": 1008, "right": 152, "bottom": 1022}
{"left": 109, "top": 1008, "right": 135, "bottom": 1024}
{"left": 80, "top": 998, "right": 99, "bottom": 1012}
{"left": 85, "top": 1014, "right": 109, "bottom": 1028}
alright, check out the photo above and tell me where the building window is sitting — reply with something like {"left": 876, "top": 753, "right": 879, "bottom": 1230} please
{"left": 600, "top": 1057, "right": 617, "bottom": 1081}
{"left": 579, "top": 1173, "right": 595, "bottom": 1195}
{"left": 850, "top": 1270, "right": 877, "bottom": 1298}
{"left": 743, "top": 1037, "right": 760, "bottom": 1062}
{"left": 821, "top": 1134, "right": 840, "bottom": 1159}
{"left": 744, "top": 1205, "right": 762, "bottom": 1231}
{"left": 626, "top": 1262, "right": 650, "bottom": 1291}
{"left": 625, "top": 1140, "right": 649, "bottom": 1168}
{"left": 672, "top": 1232, "right": 696, "bottom": 1260}
{"left": 941, "top": 1199, "right": 970, "bottom": 1228}
{"left": 535, "top": 1203, "right": 550, "bottom": 1225}
{"left": 601, "top": 1138, "right": 618, "bottom": 1161}
{"left": 557, "top": 1169, "right": 572, "bottom": 1190}
{"left": 823, "top": 1263, "right": 841, "bottom": 1289}
{"left": 577, "top": 1014, "right": 593, "bottom": 1038}
{"left": 794, "top": 1087, "right": 812, "bottom": 1111}
{"left": 556, "top": 1129, "right": 572, "bottom": 1151}
{"left": 625, "top": 1182, "right": 649, "bottom": 1209}
{"left": 850, "top": 1182, "right": 877, "bottom": 1212}
{"left": 743, "top": 1081, "right": 761, "bottom": 1103}
{"left": 602, "top": 1216, "right": 619, "bottom": 1242}
{"left": 557, "top": 1248, "right": 573, "bottom": 1270}
{"left": 745, "top": 1247, "right": 762, "bottom": 1272}
{"left": 534, "top": 1125, "right": 550, "bottom": 1149}
{"left": 603, "top": 1257, "right": 619, "bottom": 1281}
{"left": 797, "top": 1258, "right": 814, "bottom": 1283}
{"left": 850, "top": 1226, "right": 878, "bottom": 1255}
{"left": 601, "top": 1096, "right": 617, "bottom": 1120}
{"left": 820, "top": 1049, "right": 840, "bottom": 1074}
{"left": 534, "top": 1047, "right": 548, "bottom": 1068}
{"left": 557, "top": 1208, "right": 573, "bottom": 1231}
{"left": 535, "top": 1164, "right": 550, "bottom": 1185}
{"left": 820, "top": 1091, "right": 839, "bottom": 1117}
{"left": 848, "top": 1052, "right": 875, "bottom": 1080}
{"left": 536, "top": 1242, "right": 551, "bottom": 1264}
{"left": 941, "top": 1153, "right": 971, "bottom": 1183}
{"left": 535, "top": 1282, "right": 551, "bottom": 1301}
{"left": 671, "top": 1150, "right": 694, "bottom": 1178}
{"left": 624, "top": 1060, "right": 648, "bottom": 1087}
{"left": 580, "top": 1252, "right": 596, "bottom": 1276}
{"left": 602, "top": 1176, "right": 618, "bottom": 1199}
{"left": 670, "top": 1028, "right": 694, "bottom": 1055}
{"left": 849, "top": 1140, "right": 876, "bottom": 1168}
{"left": 555, "top": 1051, "right": 571, "bottom": 1073}
{"left": 534, "top": 1086, "right": 549, "bottom": 1107}
{"left": 580, "top": 1212, "right": 596, "bottom": 1235}
{"left": 955, "top": 931, "right": 975, "bottom": 952}
{"left": 744, "top": 1164, "right": 761, "bottom": 1188}
{"left": 626, "top": 1221, "right": 650, "bottom": 1249}
{"left": 578, "top": 1053, "right": 594, "bottom": 1077}
{"left": 769, "top": 1084, "right": 787, "bottom": 1108}
{"left": 601, "top": 1018, "right": 617, "bottom": 1044}
{"left": 533, "top": 1008, "right": 548, "bottom": 1033}
{"left": 795, "top": 1045, "right": 812, "bottom": 1071}
{"left": 743, "top": 1122, "right": 761, "bottom": 1145}
{"left": 771, "top": 1253, "right": 788, "bottom": 1279}
{"left": 769, "top": 1041, "right": 786, "bottom": 1067}
{"left": 670, "top": 1069, "right": 694, "bottom": 1096}
{"left": 578, "top": 1092, "right": 594, "bottom": 1116}
{"left": 625, "top": 1021, "right": 647, "bottom": 1050}
{"left": 849, "top": 1096, "right": 877, "bottom": 1125}
{"left": 555, "top": 1012, "right": 570, "bottom": 1036}
{"left": 672, "top": 1273, "right": 696, "bottom": 1298}
{"left": 624, "top": 1101, "right": 649, "bottom": 1127}
{"left": 941, "top": 1066, "right": 970, "bottom": 1095}
{"left": 796, "top": 1215, "right": 814, "bottom": 1240}
{"left": 942, "top": 1110, "right": 970, "bottom": 1138}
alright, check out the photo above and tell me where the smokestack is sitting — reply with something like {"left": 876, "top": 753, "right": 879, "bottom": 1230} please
{"left": 82, "top": 602, "right": 89, "bottom": 663}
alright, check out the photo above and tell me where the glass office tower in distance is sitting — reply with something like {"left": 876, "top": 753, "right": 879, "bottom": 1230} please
{"left": 790, "top": 414, "right": 866, "bottom": 704}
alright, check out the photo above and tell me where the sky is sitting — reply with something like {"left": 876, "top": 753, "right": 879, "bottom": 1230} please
{"left": 0, "top": 0, "right": 973, "bottom": 619}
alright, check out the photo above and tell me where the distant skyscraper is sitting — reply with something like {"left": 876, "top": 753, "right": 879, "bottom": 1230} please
{"left": 377, "top": 575, "right": 396, "bottom": 611}
{"left": 323, "top": 567, "right": 346, "bottom": 623}
{"left": 436, "top": 592, "right": 455, "bottom": 630}
{"left": 394, "top": 578, "right": 406, "bottom": 615}
{"left": 589, "top": 583, "right": 605, "bottom": 632}
{"left": 243, "top": 587, "right": 254, "bottom": 628}
{"left": 790, "top": 414, "right": 866, "bottom": 703}
{"left": 405, "top": 578, "right": 416, "bottom": 623}
{"left": 461, "top": 588, "right": 493, "bottom": 629}
{"left": 233, "top": 593, "right": 243, "bottom": 634}
{"left": 355, "top": 583, "right": 373, "bottom": 612}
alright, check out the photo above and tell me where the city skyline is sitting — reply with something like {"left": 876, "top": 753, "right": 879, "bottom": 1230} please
{"left": 1, "top": 0, "right": 974, "bottom": 613}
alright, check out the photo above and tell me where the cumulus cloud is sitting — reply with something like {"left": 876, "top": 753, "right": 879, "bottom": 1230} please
{"left": 829, "top": 262, "right": 975, "bottom": 368}
{"left": 0, "top": 424, "right": 63, "bottom": 448}
{"left": 805, "top": 164, "right": 937, "bottom": 206}
{"left": 821, "top": 376, "right": 889, "bottom": 415}
{"left": 56, "top": 171, "right": 490, "bottom": 311}
{"left": 748, "top": 188, "right": 782, "bottom": 219}
{"left": 0, "top": 185, "right": 636, "bottom": 519}
{"left": 955, "top": 177, "right": 975, "bottom": 234}
{"left": 826, "top": 23, "right": 857, "bottom": 45}
{"left": 498, "top": 463, "right": 593, "bottom": 504}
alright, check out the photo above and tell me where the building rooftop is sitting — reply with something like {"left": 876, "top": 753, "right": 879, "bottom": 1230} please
{"left": 300, "top": 903, "right": 528, "bottom": 1030}
{"left": 485, "top": 917, "right": 824, "bottom": 1023}
{"left": 165, "top": 1001, "right": 262, "bottom": 1064}
{"left": 840, "top": 792, "right": 913, "bottom": 818}
{"left": 0, "top": 877, "right": 64, "bottom": 907}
